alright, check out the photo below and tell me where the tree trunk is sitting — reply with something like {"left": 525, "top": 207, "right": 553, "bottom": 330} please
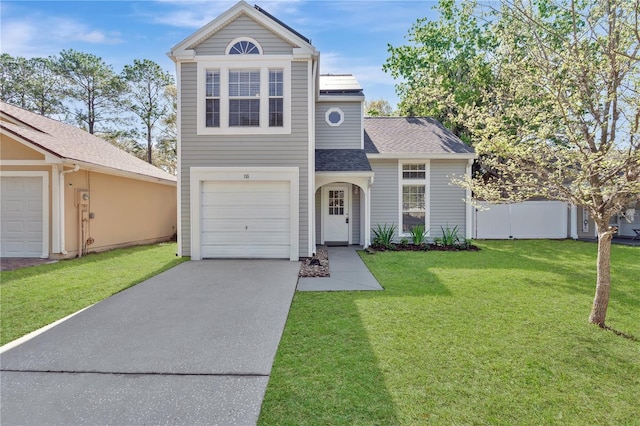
{"left": 589, "top": 228, "right": 614, "bottom": 326}
{"left": 147, "top": 125, "right": 153, "bottom": 164}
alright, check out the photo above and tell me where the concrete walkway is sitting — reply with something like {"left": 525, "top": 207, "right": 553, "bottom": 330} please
{"left": 297, "top": 246, "right": 383, "bottom": 291}
{"left": 0, "top": 260, "right": 300, "bottom": 425}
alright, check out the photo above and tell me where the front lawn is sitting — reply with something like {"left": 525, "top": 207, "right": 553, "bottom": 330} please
{"left": 259, "top": 240, "right": 639, "bottom": 425}
{"left": 0, "top": 242, "right": 186, "bottom": 346}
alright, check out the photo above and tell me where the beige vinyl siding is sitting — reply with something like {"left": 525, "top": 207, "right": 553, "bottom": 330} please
{"left": 193, "top": 16, "right": 294, "bottom": 55}
{"left": 430, "top": 160, "right": 467, "bottom": 239}
{"left": 315, "top": 103, "right": 362, "bottom": 149}
{"left": 179, "top": 61, "right": 310, "bottom": 258}
{"left": 369, "top": 159, "right": 399, "bottom": 239}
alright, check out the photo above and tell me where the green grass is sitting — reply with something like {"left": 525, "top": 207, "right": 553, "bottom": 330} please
{"left": 259, "top": 240, "right": 640, "bottom": 425}
{"left": 1, "top": 242, "right": 186, "bottom": 345}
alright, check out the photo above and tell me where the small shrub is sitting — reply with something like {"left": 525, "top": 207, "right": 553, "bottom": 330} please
{"left": 434, "top": 225, "right": 461, "bottom": 247}
{"left": 372, "top": 223, "right": 397, "bottom": 250}
{"left": 400, "top": 237, "right": 409, "bottom": 247}
{"left": 409, "top": 224, "right": 428, "bottom": 246}
{"left": 455, "top": 238, "right": 474, "bottom": 250}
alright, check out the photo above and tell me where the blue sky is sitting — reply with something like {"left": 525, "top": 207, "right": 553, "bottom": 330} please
{"left": 0, "top": 0, "right": 441, "bottom": 109}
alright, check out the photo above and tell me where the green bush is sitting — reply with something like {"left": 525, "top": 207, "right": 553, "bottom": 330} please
{"left": 434, "top": 225, "right": 461, "bottom": 247}
{"left": 372, "top": 223, "right": 397, "bottom": 250}
{"left": 409, "top": 224, "right": 428, "bottom": 246}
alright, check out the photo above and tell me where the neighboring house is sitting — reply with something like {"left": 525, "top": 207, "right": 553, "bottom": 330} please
{"left": 0, "top": 101, "right": 177, "bottom": 259}
{"left": 167, "top": 1, "right": 475, "bottom": 261}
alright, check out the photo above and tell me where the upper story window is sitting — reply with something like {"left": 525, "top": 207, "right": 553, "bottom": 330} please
{"left": 228, "top": 40, "right": 260, "bottom": 55}
{"left": 196, "top": 38, "right": 291, "bottom": 135}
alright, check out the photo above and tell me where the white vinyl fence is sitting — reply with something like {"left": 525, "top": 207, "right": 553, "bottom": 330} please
{"left": 475, "top": 201, "right": 569, "bottom": 239}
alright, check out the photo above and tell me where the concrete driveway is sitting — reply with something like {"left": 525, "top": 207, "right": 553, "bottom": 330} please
{"left": 0, "top": 260, "right": 300, "bottom": 425}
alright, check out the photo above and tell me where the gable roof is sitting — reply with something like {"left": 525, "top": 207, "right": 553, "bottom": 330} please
{"left": 168, "top": 1, "right": 317, "bottom": 60}
{"left": 0, "top": 101, "right": 176, "bottom": 184}
{"left": 364, "top": 117, "right": 475, "bottom": 158}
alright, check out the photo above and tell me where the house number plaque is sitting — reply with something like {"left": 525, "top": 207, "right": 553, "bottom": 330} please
{"left": 244, "top": 174, "right": 250, "bottom": 179}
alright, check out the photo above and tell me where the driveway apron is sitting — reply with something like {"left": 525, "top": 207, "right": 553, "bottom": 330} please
{"left": 0, "top": 259, "right": 300, "bottom": 425}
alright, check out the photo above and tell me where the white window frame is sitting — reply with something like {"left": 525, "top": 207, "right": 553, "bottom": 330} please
{"left": 197, "top": 57, "right": 292, "bottom": 135}
{"left": 398, "top": 161, "right": 430, "bottom": 236}
{"left": 325, "top": 107, "right": 344, "bottom": 127}
{"left": 226, "top": 37, "right": 263, "bottom": 55}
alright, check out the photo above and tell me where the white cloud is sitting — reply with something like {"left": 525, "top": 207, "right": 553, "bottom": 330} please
{"left": 0, "top": 15, "right": 122, "bottom": 57}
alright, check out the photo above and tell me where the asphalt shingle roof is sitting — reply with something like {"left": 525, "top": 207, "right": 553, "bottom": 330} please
{"left": 1, "top": 101, "right": 176, "bottom": 183}
{"left": 315, "top": 149, "right": 372, "bottom": 172}
{"left": 364, "top": 117, "right": 474, "bottom": 156}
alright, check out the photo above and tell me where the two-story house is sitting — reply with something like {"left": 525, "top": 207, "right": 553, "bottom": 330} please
{"left": 168, "top": 1, "right": 476, "bottom": 261}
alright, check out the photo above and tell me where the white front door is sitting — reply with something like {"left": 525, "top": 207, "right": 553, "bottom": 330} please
{"left": 323, "top": 184, "right": 350, "bottom": 243}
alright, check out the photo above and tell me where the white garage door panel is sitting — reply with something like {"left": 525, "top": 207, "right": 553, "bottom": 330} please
{"left": 1, "top": 176, "right": 44, "bottom": 257}
{"left": 201, "top": 181, "right": 291, "bottom": 259}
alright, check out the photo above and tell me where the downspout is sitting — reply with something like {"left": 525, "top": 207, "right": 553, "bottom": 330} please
{"left": 59, "top": 164, "right": 80, "bottom": 254}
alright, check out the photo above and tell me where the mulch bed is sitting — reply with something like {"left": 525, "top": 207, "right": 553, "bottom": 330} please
{"left": 299, "top": 248, "right": 330, "bottom": 277}
{"left": 369, "top": 243, "right": 480, "bottom": 252}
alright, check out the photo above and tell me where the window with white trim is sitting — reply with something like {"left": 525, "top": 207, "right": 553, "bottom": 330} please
{"left": 401, "top": 163, "right": 428, "bottom": 233}
{"left": 205, "top": 70, "right": 220, "bottom": 127}
{"left": 197, "top": 38, "right": 291, "bottom": 135}
{"left": 229, "top": 69, "right": 260, "bottom": 127}
{"left": 269, "top": 69, "right": 283, "bottom": 127}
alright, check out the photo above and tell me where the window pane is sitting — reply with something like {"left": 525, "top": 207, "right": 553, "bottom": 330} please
{"left": 229, "top": 41, "right": 260, "bottom": 55}
{"left": 402, "top": 185, "right": 425, "bottom": 232}
{"left": 206, "top": 70, "right": 219, "bottom": 97}
{"left": 229, "top": 70, "right": 260, "bottom": 97}
{"left": 205, "top": 99, "right": 219, "bottom": 127}
{"left": 269, "top": 69, "right": 283, "bottom": 96}
{"left": 269, "top": 98, "right": 283, "bottom": 127}
{"left": 229, "top": 99, "right": 259, "bottom": 127}
{"left": 402, "top": 163, "right": 426, "bottom": 179}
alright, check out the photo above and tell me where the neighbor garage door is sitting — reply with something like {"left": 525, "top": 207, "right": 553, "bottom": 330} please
{"left": 201, "top": 181, "right": 291, "bottom": 258}
{"left": 475, "top": 201, "right": 568, "bottom": 239}
{"left": 1, "top": 176, "right": 44, "bottom": 257}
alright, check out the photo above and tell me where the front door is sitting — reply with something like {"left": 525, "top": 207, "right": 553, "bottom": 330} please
{"left": 323, "top": 184, "right": 350, "bottom": 243}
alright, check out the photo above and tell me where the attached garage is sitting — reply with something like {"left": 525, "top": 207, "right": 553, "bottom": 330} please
{"left": 190, "top": 167, "right": 299, "bottom": 261}
{"left": 201, "top": 181, "right": 291, "bottom": 258}
{"left": 0, "top": 173, "right": 48, "bottom": 258}
{"left": 475, "top": 201, "right": 569, "bottom": 239}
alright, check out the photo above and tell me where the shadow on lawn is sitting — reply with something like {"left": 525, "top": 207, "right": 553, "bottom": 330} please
{"left": 259, "top": 292, "right": 401, "bottom": 425}
{"left": 472, "top": 241, "right": 640, "bottom": 310}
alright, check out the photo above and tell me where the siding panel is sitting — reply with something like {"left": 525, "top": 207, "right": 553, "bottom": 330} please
{"left": 430, "top": 160, "right": 467, "bottom": 239}
{"left": 194, "top": 16, "right": 294, "bottom": 55}
{"left": 369, "top": 160, "right": 399, "bottom": 240}
{"left": 315, "top": 103, "right": 362, "bottom": 149}
{"left": 180, "top": 61, "right": 310, "bottom": 258}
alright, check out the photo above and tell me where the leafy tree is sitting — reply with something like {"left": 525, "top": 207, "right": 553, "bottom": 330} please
{"left": 365, "top": 99, "right": 395, "bottom": 117}
{"left": 154, "top": 84, "right": 178, "bottom": 175}
{"left": 53, "top": 49, "right": 124, "bottom": 134}
{"left": 454, "top": 0, "right": 639, "bottom": 329}
{"left": 0, "top": 54, "right": 65, "bottom": 116}
{"left": 121, "top": 59, "right": 174, "bottom": 164}
{"left": 389, "top": 0, "right": 639, "bottom": 329}
{"left": 384, "top": 0, "right": 496, "bottom": 143}
{"left": 1, "top": 54, "right": 30, "bottom": 107}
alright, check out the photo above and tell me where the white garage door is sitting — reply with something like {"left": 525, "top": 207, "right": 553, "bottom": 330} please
{"left": 201, "top": 181, "right": 291, "bottom": 258}
{"left": 476, "top": 201, "right": 568, "bottom": 239}
{"left": 1, "top": 176, "right": 44, "bottom": 257}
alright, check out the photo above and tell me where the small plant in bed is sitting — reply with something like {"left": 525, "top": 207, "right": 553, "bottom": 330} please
{"left": 432, "top": 225, "right": 479, "bottom": 251}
